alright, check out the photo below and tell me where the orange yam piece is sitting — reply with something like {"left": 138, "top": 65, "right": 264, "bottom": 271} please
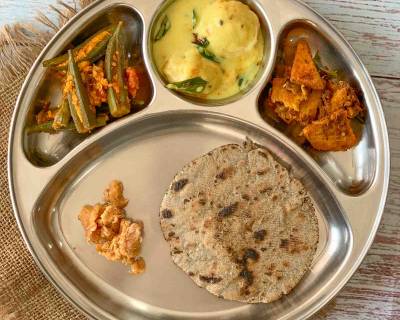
{"left": 274, "top": 89, "right": 321, "bottom": 125}
{"left": 329, "top": 81, "right": 363, "bottom": 118}
{"left": 271, "top": 78, "right": 308, "bottom": 111}
{"left": 303, "top": 109, "right": 357, "bottom": 151}
{"left": 298, "top": 89, "right": 322, "bottom": 124}
{"left": 290, "top": 40, "right": 325, "bottom": 90}
{"left": 275, "top": 104, "right": 298, "bottom": 124}
{"left": 319, "top": 81, "right": 364, "bottom": 119}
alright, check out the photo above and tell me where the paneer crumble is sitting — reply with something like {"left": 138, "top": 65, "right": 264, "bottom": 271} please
{"left": 78, "top": 180, "right": 145, "bottom": 275}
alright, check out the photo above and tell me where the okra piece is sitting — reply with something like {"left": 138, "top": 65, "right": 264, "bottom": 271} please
{"left": 105, "top": 21, "right": 131, "bottom": 118}
{"left": 95, "top": 114, "right": 109, "bottom": 128}
{"left": 52, "top": 98, "right": 71, "bottom": 130}
{"left": 43, "top": 25, "right": 115, "bottom": 69}
{"left": 26, "top": 121, "right": 54, "bottom": 134}
{"left": 26, "top": 121, "right": 75, "bottom": 134}
{"left": 26, "top": 115, "right": 108, "bottom": 135}
{"left": 68, "top": 105, "right": 109, "bottom": 133}
{"left": 68, "top": 96, "right": 86, "bottom": 133}
{"left": 67, "top": 50, "right": 97, "bottom": 133}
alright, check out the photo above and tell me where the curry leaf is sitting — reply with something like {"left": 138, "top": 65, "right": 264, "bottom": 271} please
{"left": 192, "top": 33, "right": 209, "bottom": 47}
{"left": 237, "top": 75, "right": 246, "bottom": 88}
{"left": 313, "top": 51, "right": 338, "bottom": 79}
{"left": 154, "top": 15, "right": 171, "bottom": 42}
{"left": 166, "top": 77, "right": 208, "bottom": 93}
{"left": 192, "top": 33, "right": 220, "bottom": 63}
{"left": 192, "top": 9, "right": 198, "bottom": 29}
{"left": 197, "top": 46, "right": 220, "bottom": 63}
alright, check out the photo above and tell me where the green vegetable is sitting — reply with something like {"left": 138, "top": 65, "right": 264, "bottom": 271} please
{"left": 105, "top": 21, "right": 131, "bottom": 118}
{"left": 132, "top": 100, "right": 145, "bottom": 106}
{"left": 26, "top": 121, "right": 73, "bottom": 134}
{"left": 192, "top": 33, "right": 209, "bottom": 47}
{"left": 67, "top": 49, "right": 97, "bottom": 133}
{"left": 52, "top": 98, "right": 71, "bottom": 130}
{"left": 166, "top": 77, "right": 208, "bottom": 94}
{"left": 192, "top": 33, "right": 220, "bottom": 63}
{"left": 95, "top": 114, "right": 109, "bottom": 128}
{"left": 192, "top": 9, "right": 198, "bottom": 29}
{"left": 237, "top": 76, "right": 246, "bottom": 88}
{"left": 26, "top": 114, "right": 109, "bottom": 135}
{"left": 68, "top": 95, "right": 86, "bottom": 133}
{"left": 313, "top": 51, "right": 338, "bottom": 79}
{"left": 43, "top": 25, "right": 115, "bottom": 69}
{"left": 197, "top": 46, "right": 220, "bottom": 63}
{"left": 154, "top": 15, "right": 171, "bottom": 41}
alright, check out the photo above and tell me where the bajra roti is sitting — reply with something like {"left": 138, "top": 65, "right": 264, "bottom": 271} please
{"left": 160, "top": 140, "right": 319, "bottom": 303}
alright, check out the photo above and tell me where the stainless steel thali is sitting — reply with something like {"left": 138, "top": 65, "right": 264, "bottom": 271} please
{"left": 8, "top": 0, "right": 390, "bottom": 319}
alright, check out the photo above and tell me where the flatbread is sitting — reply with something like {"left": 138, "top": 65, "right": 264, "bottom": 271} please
{"left": 160, "top": 140, "right": 319, "bottom": 303}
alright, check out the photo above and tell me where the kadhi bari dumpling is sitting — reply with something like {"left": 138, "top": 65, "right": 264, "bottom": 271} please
{"left": 196, "top": 0, "right": 260, "bottom": 57}
{"left": 163, "top": 48, "right": 223, "bottom": 94}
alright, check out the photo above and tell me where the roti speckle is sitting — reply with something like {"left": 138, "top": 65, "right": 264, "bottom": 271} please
{"left": 172, "top": 178, "right": 189, "bottom": 192}
{"left": 254, "top": 229, "right": 267, "bottom": 241}
{"left": 199, "top": 275, "right": 223, "bottom": 284}
{"left": 280, "top": 239, "right": 289, "bottom": 249}
{"left": 243, "top": 248, "right": 259, "bottom": 261}
{"left": 161, "top": 209, "right": 173, "bottom": 219}
{"left": 218, "top": 202, "right": 239, "bottom": 218}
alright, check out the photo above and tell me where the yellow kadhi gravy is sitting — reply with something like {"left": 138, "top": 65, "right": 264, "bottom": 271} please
{"left": 152, "top": 0, "right": 264, "bottom": 99}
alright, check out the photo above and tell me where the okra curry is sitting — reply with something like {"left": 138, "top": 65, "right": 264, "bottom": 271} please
{"left": 28, "top": 21, "right": 151, "bottom": 135}
{"left": 152, "top": 0, "right": 264, "bottom": 99}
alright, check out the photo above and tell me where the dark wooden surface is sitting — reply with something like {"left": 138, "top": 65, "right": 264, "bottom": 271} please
{"left": 0, "top": 0, "right": 399, "bottom": 319}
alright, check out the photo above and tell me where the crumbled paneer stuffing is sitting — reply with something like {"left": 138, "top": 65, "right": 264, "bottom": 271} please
{"left": 103, "top": 180, "right": 129, "bottom": 208}
{"left": 78, "top": 180, "right": 145, "bottom": 275}
{"left": 125, "top": 67, "right": 140, "bottom": 98}
{"left": 36, "top": 108, "right": 56, "bottom": 124}
{"left": 79, "top": 61, "right": 109, "bottom": 107}
{"left": 35, "top": 101, "right": 56, "bottom": 124}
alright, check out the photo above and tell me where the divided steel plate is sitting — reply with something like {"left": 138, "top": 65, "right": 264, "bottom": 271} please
{"left": 8, "top": 0, "right": 390, "bottom": 319}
